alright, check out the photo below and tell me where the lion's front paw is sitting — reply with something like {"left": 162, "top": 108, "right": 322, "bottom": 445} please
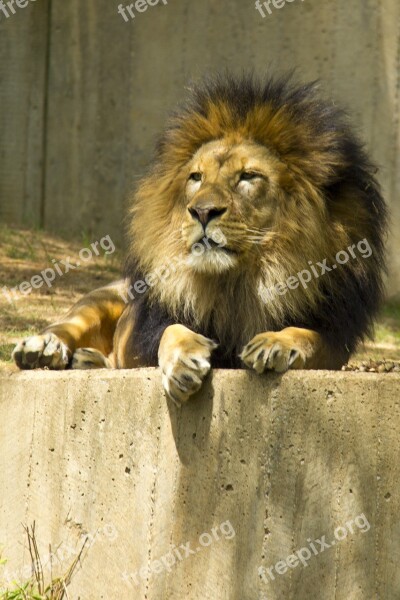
{"left": 12, "top": 332, "right": 71, "bottom": 370}
{"left": 240, "top": 331, "right": 306, "bottom": 374}
{"left": 159, "top": 325, "right": 217, "bottom": 406}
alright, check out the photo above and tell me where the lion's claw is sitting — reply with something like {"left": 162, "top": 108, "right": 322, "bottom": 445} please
{"left": 241, "top": 332, "right": 306, "bottom": 374}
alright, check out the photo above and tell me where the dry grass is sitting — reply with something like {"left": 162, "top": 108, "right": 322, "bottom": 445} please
{"left": 0, "top": 523, "right": 86, "bottom": 600}
{"left": 0, "top": 225, "right": 399, "bottom": 370}
{"left": 0, "top": 225, "right": 122, "bottom": 370}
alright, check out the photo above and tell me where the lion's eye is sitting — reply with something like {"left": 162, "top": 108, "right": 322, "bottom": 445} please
{"left": 189, "top": 172, "right": 202, "bottom": 182}
{"left": 239, "top": 171, "right": 260, "bottom": 181}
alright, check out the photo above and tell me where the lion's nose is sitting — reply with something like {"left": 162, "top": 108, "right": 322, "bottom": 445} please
{"left": 188, "top": 206, "right": 227, "bottom": 228}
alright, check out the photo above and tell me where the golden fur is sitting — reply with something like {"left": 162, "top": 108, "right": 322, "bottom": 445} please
{"left": 13, "top": 73, "right": 387, "bottom": 404}
{"left": 128, "top": 136, "right": 329, "bottom": 352}
{"left": 126, "top": 76, "right": 385, "bottom": 365}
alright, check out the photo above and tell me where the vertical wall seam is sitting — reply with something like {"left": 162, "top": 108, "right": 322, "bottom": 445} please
{"left": 39, "top": 0, "right": 52, "bottom": 229}
{"left": 390, "top": 8, "right": 400, "bottom": 201}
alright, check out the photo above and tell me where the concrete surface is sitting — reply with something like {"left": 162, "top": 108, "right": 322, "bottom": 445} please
{"left": 0, "top": 369, "right": 399, "bottom": 599}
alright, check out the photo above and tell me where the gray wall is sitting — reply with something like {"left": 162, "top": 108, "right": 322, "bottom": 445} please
{"left": 0, "top": 0, "right": 399, "bottom": 295}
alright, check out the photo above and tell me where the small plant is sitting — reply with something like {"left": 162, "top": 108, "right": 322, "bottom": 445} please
{"left": 0, "top": 523, "right": 86, "bottom": 600}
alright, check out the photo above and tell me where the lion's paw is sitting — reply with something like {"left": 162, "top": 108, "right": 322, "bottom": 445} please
{"left": 240, "top": 331, "right": 306, "bottom": 374}
{"left": 159, "top": 325, "right": 217, "bottom": 406}
{"left": 71, "top": 348, "right": 112, "bottom": 369}
{"left": 12, "top": 333, "right": 70, "bottom": 370}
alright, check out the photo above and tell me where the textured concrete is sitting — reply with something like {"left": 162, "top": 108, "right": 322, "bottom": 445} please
{"left": 0, "top": 369, "right": 400, "bottom": 599}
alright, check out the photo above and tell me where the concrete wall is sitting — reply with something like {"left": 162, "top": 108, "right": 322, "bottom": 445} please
{"left": 0, "top": 369, "right": 399, "bottom": 599}
{"left": 0, "top": 0, "right": 399, "bottom": 295}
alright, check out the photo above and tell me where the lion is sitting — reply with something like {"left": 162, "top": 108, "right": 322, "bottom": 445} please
{"left": 13, "top": 73, "right": 388, "bottom": 405}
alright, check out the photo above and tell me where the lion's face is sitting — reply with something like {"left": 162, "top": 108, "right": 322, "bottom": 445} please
{"left": 180, "top": 137, "right": 288, "bottom": 274}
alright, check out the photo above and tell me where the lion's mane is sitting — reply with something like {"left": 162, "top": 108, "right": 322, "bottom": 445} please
{"left": 124, "top": 73, "right": 387, "bottom": 367}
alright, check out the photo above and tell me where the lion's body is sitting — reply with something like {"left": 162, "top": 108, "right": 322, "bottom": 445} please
{"left": 13, "top": 73, "right": 387, "bottom": 404}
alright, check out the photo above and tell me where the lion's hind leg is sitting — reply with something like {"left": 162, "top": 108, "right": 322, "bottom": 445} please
{"left": 13, "top": 280, "right": 127, "bottom": 371}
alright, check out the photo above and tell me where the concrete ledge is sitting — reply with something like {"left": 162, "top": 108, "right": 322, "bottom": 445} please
{"left": 0, "top": 369, "right": 399, "bottom": 599}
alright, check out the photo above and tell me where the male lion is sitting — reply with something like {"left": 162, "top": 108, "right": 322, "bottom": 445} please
{"left": 13, "top": 73, "right": 387, "bottom": 405}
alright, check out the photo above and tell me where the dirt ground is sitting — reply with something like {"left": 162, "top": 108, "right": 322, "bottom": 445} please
{"left": 1, "top": 225, "right": 399, "bottom": 371}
